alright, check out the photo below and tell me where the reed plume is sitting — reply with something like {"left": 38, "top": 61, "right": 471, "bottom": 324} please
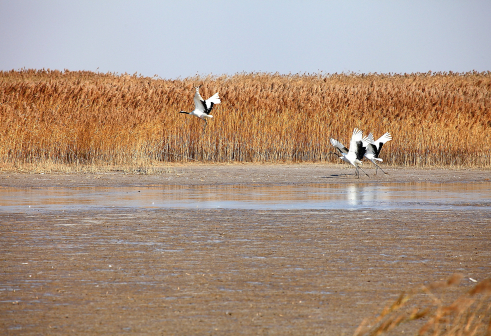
{"left": 1, "top": 69, "right": 490, "bottom": 169}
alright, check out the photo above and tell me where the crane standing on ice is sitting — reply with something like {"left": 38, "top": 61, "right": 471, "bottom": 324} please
{"left": 330, "top": 128, "right": 370, "bottom": 178}
{"left": 179, "top": 86, "right": 220, "bottom": 127}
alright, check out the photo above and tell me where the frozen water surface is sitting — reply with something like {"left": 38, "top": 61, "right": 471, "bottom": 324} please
{"left": 1, "top": 182, "right": 490, "bottom": 212}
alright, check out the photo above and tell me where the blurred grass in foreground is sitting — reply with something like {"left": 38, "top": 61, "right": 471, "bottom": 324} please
{"left": 354, "top": 274, "right": 491, "bottom": 336}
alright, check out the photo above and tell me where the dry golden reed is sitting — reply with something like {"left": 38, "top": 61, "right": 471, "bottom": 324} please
{"left": 353, "top": 274, "right": 491, "bottom": 336}
{"left": 1, "top": 69, "right": 490, "bottom": 168}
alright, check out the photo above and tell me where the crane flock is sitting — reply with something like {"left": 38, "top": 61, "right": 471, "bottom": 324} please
{"left": 330, "top": 128, "right": 392, "bottom": 178}
{"left": 179, "top": 86, "right": 391, "bottom": 177}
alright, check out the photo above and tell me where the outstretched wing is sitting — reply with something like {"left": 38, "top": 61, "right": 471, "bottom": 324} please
{"left": 349, "top": 128, "right": 366, "bottom": 160}
{"left": 365, "top": 143, "right": 379, "bottom": 160}
{"left": 330, "top": 138, "right": 348, "bottom": 154}
{"left": 374, "top": 132, "right": 392, "bottom": 157}
{"left": 193, "top": 88, "right": 205, "bottom": 113}
{"left": 362, "top": 133, "right": 374, "bottom": 148}
{"left": 363, "top": 133, "right": 376, "bottom": 157}
{"left": 202, "top": 92, "right": 220, "bottom": 114}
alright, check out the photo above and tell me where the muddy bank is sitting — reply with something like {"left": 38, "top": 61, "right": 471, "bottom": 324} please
{"left": 0, "top": 164, "right": 490, "bottom": 188}
{"left": 1, "top": 165, "right": 490, "bottom": 335}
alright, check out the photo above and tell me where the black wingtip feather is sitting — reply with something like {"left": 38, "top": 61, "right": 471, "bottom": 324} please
{"left": 200, "top": 100, "right": 215, "bottom": 115}
{"left": 355, "top": 141, "right": 366, "bottom": 160}
{"left": 376, "top": 143, "right": 384, "bottom": 157}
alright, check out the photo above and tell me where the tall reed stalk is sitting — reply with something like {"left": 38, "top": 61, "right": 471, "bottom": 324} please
{"left": 1, "top": 69, "right": 490, "bottom": 168}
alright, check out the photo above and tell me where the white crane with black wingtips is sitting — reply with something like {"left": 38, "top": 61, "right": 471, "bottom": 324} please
{"left": 179, "top": 85, "right": 220, "bottom": 127}
{"left": 363, "top": 132, "right": 392, "bottom": 175}
{"left": 330, "top": 128, "right": 370, "bottom": 178}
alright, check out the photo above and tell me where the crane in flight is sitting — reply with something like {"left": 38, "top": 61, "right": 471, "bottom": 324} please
{"left": 330, "top": 128, "right": 370, "bottom": 178}
{"left": 363, "top": 132, "right": 392, "bottom": 175}
{"left": 179, "top": 85, "right": 220, "bottom": 128}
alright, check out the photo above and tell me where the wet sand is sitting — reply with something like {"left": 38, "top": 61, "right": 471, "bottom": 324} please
{"left": 1, "top": 164, "right": 490, "bottom": 335}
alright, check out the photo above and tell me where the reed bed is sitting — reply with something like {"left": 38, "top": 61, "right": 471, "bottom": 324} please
{"left": 1, "top": 69, "right": 490, "bottom": 169}
{"left": 354, "top": 274, "right": 491, "bottom": 336}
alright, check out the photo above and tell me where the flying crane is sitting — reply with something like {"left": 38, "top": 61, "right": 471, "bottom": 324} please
{"left": 330, "top": 128, "right": 370, "bottom": 178}
{"left": 363, "top": 132, "right": 392, "bottom": 175}
{"left": 179, "top": 85, "right": 220, "bottom": 127}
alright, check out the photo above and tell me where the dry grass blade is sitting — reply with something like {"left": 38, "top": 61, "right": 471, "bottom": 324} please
{"left": 1, "top": 69, "right": 490, "bottom": 170}
{"left": 353, "top": 274, "right": 491, "bottom": 336}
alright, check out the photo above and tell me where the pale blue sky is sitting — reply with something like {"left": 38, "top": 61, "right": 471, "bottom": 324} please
{"left": 1, "top": 1, "right": 490, "bottom": 79}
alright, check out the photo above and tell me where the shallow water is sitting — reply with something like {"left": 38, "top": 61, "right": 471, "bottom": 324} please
{"left": 1, "top": 182, "right": 490, "bottom": 212}
{"left": 2, "top": 179, "right": 491, "bottom": 335}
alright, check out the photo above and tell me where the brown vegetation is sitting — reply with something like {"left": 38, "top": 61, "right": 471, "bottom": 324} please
{"left": 1, "top": 69, "right": 490, "bottom": 169}
{"left": 354, "top": 274, "right": 491, "bottom": 336}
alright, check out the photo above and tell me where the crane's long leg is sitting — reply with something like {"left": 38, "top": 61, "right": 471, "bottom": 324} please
{"left": 355, "top": 167, "right": 363, "bottom": 178}
{"left": 371, "top": 160, "right": 388, "bottom": 175}
{"left": 358, "top": 165, "right": 370, "bottom": 177}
